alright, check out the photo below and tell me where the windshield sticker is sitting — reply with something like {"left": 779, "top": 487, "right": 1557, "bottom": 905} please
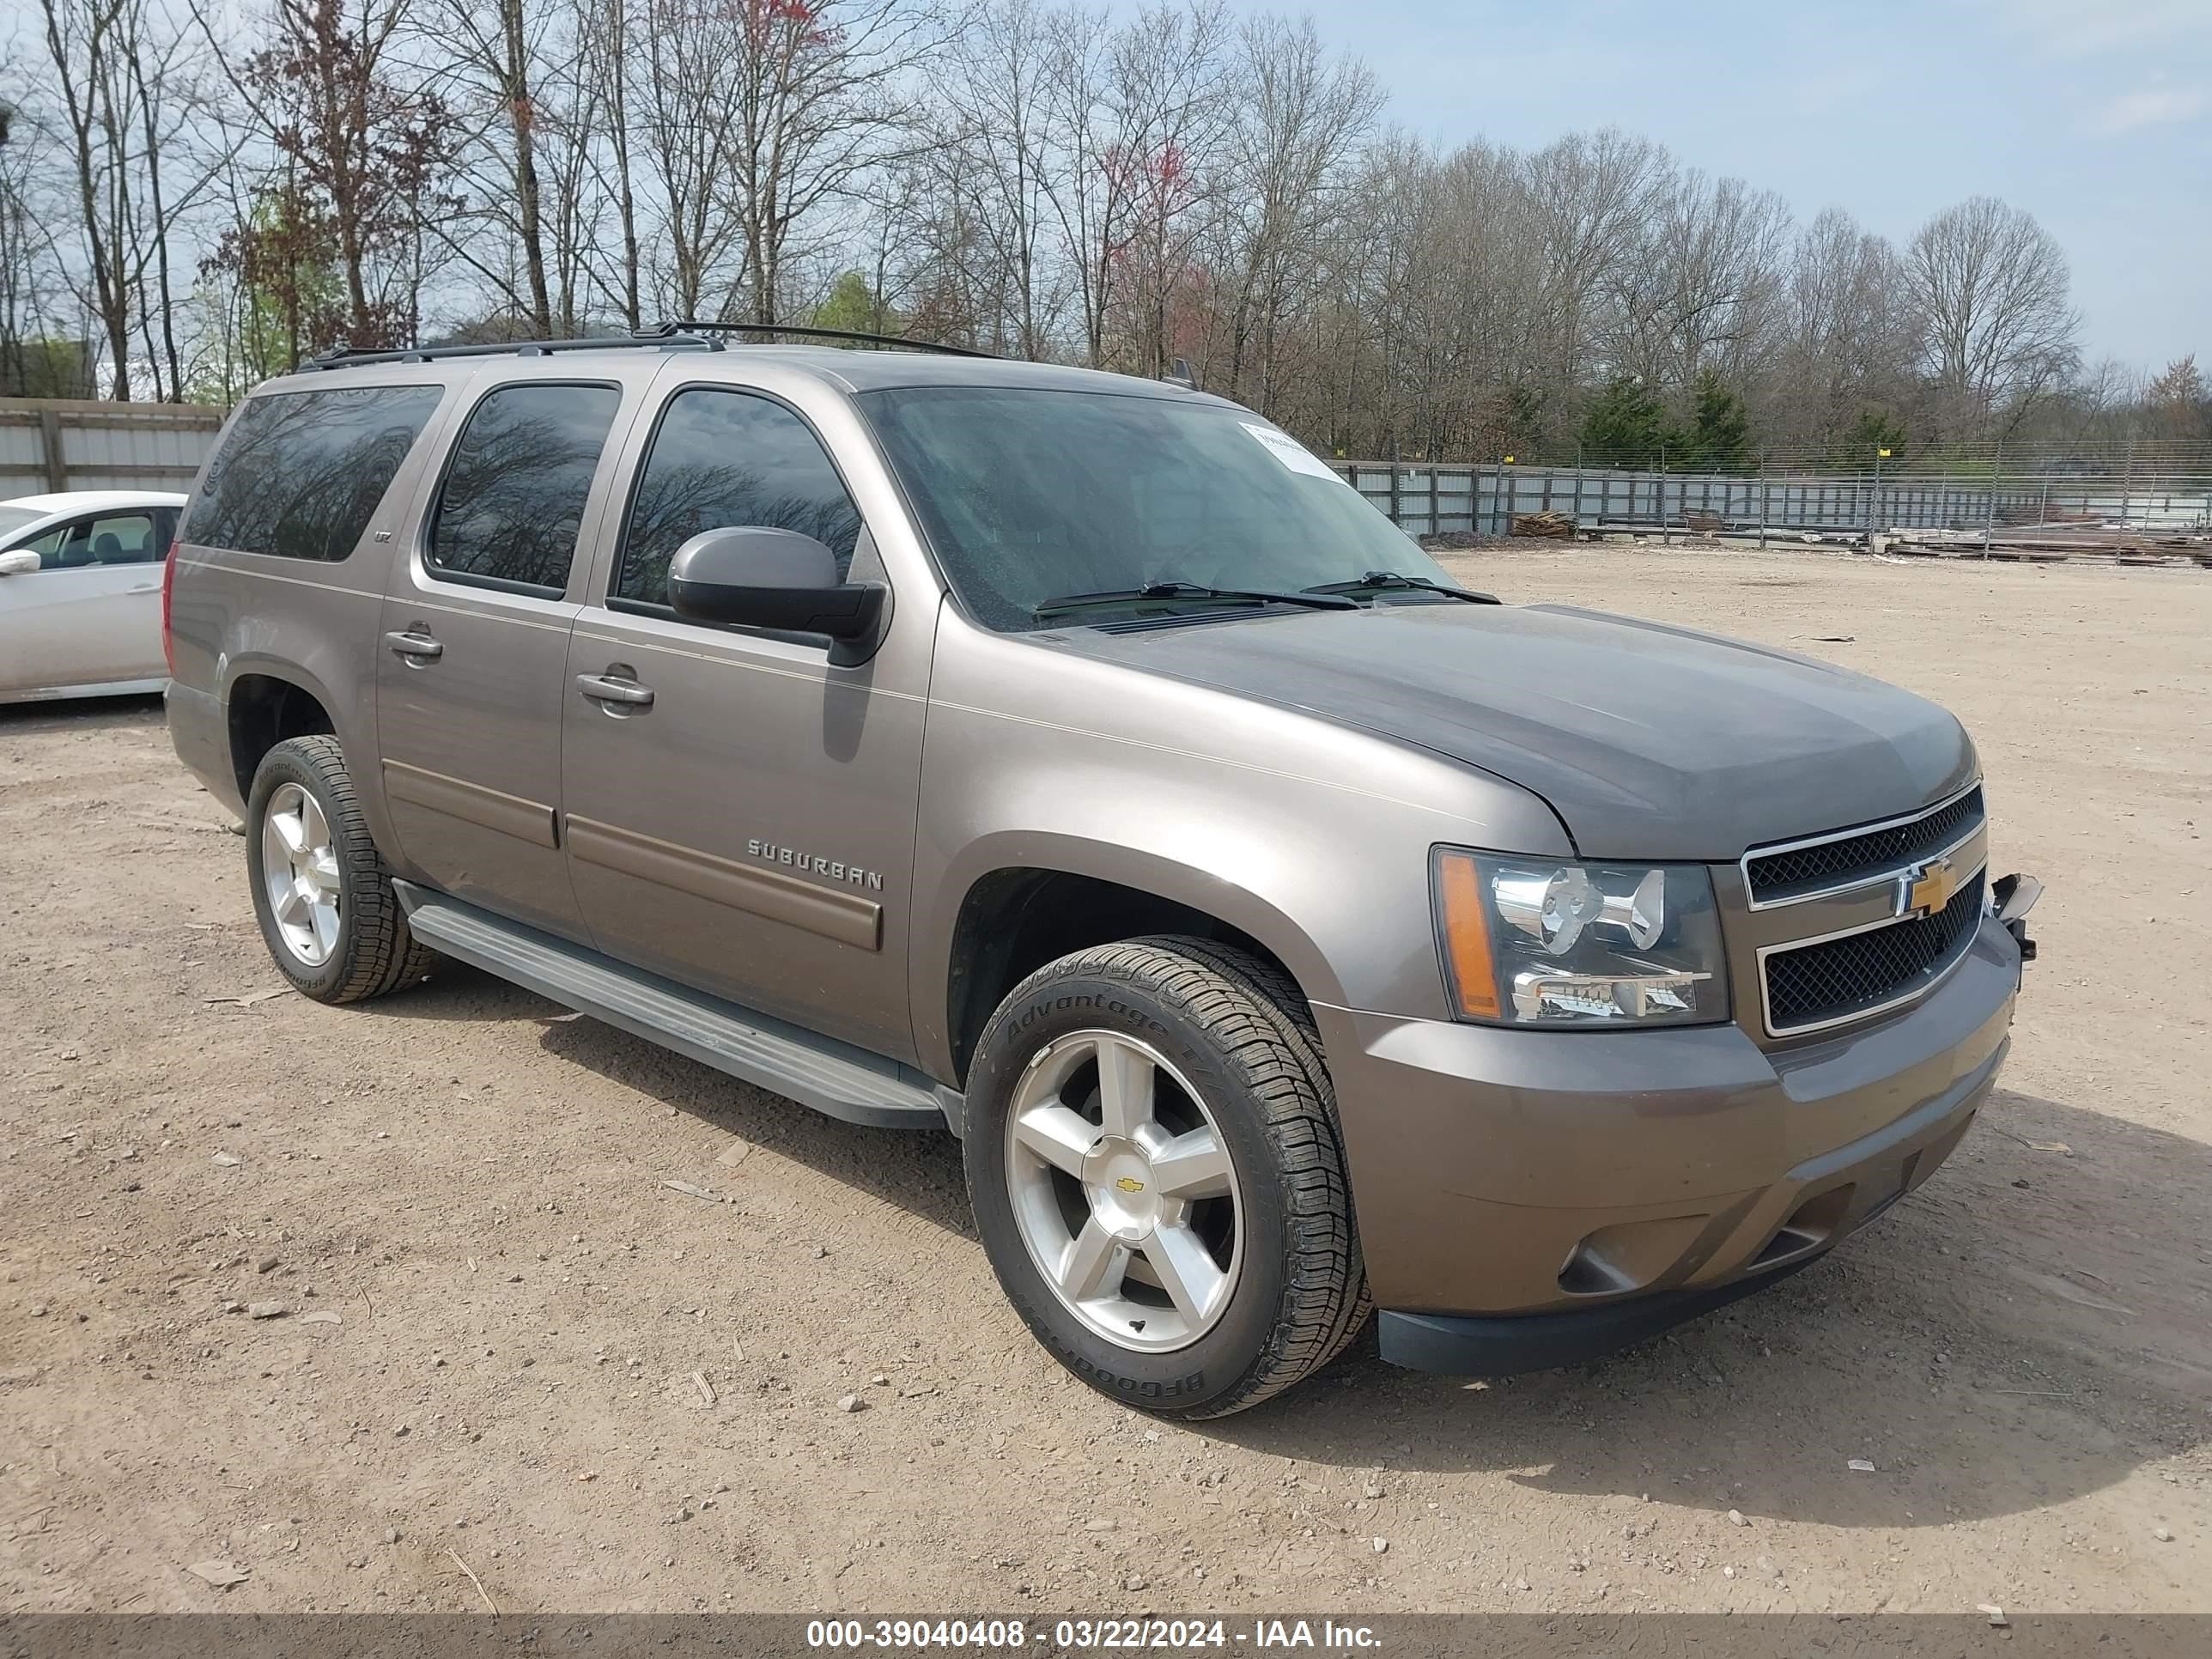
{"left": 1240, "top": 422, "right": 1340, "bottom": 480}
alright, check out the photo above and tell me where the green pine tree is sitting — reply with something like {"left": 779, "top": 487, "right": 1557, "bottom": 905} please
{"left": 1686, "top": 369, "right": 1752, "bottom": 472}
{"left": 1844, "top": 407, "right": 1908, "bottom": 464}
{"left": 1578, "top": 375, "right": 1668, "bottom": 469}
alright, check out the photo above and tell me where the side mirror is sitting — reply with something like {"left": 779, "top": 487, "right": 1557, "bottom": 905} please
{"left": 667, "top": 526, "right": 884, "bottom": 642}
{"left": 0, "top": 549, "right": 41, "bottom": 576}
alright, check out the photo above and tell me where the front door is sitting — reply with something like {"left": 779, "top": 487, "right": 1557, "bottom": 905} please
{"left": 375, "top": 375, "right": 633, "bottom": 940}
{"left": 0, "top": 506, "right": 172, "bottom": 694}
{"left": 559, "top": 379, "right": 928, "bottom": 1061}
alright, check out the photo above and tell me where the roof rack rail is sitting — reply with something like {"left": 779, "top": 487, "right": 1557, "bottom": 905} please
{"left": 297, "top": 332, "right": 723, "bottom": 372}
{"left": 648, "top": 319, "right": 998, "bottom": 360}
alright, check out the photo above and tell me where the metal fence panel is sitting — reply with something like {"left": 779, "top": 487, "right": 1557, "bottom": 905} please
{"left": 0, "top": 398, "right": 224, "bottom": 497}
{"left": 1328, "top": 460, "right": 2211, "bottom": 538}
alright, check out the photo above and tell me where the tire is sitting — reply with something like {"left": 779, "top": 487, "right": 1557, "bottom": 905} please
{"left": 244, "top": 734, "right": 436, "bottom": 1004}
{"left": 963, "top": 936, "right": 1366, "bottom": 1419}
{"left": 1154, "top": 937, "right": 1374, "bottom": 1370}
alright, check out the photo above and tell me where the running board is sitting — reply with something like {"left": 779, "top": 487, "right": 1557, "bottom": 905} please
{"left": 393, "top": 882, "right": 956, "bottom": 1133}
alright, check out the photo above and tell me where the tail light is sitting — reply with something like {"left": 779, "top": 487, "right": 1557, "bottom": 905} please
{"left": 161, "top": 540, "right": 179, "bottom": 675}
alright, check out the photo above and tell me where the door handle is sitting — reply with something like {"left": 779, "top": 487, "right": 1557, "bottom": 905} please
{"left": 385, "top": 629, "right": 443, "bottom": 661}
{"left": 575, "top": 672, "right": 654, "bottom": 708}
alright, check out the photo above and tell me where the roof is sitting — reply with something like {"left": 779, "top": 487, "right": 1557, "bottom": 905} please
{"left": 0, "top": 489, "right": 188, "bottom": 513}
{"left": 708, "top": 346, "right": 1226, "bottom": 400}
{"left": 268, "top": 338, "right": 1233, "bottom": 405}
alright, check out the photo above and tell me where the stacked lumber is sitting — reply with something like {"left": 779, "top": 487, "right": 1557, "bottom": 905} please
{"left": 1511, "top": 511, "right": 1577, "bottom": 539}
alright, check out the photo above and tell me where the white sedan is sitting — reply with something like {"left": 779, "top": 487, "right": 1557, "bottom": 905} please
{"left": 0, "top": 489, "right": 185, "bottom": 704}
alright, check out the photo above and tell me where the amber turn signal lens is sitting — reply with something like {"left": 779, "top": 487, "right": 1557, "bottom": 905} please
{"left": 1435, "top": 850, "right": 1502, "bottom": 1019}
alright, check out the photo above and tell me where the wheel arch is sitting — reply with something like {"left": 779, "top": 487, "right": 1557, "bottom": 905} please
{"left": 927, "top": 833, "right": 1345, "bottom": 1089}
{"left": 224, "top": 663, "right": 339, "bottom": 805}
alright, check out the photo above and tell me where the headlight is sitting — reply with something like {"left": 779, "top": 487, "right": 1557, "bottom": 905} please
{"left": 1431, "top": 848, "right": 1728, "bottom": 1027}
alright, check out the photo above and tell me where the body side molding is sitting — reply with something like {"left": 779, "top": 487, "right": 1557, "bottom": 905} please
{"left": 383, "top": 758, "right": 559, "bottom": 849}
{"left": 565, "top": 813, "right": 883, "bottom": 951}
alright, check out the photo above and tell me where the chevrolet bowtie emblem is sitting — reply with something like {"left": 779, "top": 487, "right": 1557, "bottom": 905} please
{"left": 1897, "top": 856, "right": 1959, "bottom": 920}
{"left": 1115, "top": 1176, "right": 1146, "bottom": 1194}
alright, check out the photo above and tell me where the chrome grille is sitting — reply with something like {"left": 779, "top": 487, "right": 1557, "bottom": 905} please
{"left": 1761, "top": 872, "right": 1985, "bottom": 1035}
{"left": 1746, "top": 786, "right": 1984, "bottom": 906}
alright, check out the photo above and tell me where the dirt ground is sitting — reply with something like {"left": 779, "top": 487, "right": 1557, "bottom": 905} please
{"left": 3, "top": 543, "right": 2208, "bottom": 1618}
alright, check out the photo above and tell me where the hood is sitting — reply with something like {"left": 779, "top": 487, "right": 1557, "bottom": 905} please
{"left": 1043, "top": 601, "right": 1976, "bottom": 860}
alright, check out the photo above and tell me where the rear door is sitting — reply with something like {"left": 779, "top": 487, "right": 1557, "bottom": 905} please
{"left": 375, "top": 371, "right": 639, "bottom": 940}
{"left": 0, "top": 507, "right": 167, "bottom": 693}
{"left": 556, "top": 368, "right": 931, "bottom": 1060}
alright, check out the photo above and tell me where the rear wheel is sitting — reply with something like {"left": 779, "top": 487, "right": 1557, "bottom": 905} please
{"left": 963, "top": 937, "right": 1365, "bottom": 1418}
{"left": 245, "top": 735, "right": 435, "bottom": 1003}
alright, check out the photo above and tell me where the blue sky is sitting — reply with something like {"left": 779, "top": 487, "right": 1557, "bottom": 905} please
{"left": 1174, "top": 0, "right": 2209, "bottom": 372}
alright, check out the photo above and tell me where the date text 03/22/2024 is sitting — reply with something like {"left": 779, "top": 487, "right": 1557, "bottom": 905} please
{"left": 804, "top": 1619, "right": 1383, "bottom": 1650}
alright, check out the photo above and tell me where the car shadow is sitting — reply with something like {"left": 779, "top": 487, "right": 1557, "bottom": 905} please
{"left": 0, "top": 690, "right": 166, "bottom": 732}
{"left": 1206, "top": 1086, "right": 2211, "bottom": 1528}
{"left": 356, "top": 962, "right": 975, "bottom": 1233}
{"left": 339, "top": 963, "right": 2212, "bottom": 1531}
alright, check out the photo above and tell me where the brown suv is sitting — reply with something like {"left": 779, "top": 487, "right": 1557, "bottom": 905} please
{"left": 164, "top": 327, "right": 2039, "bottom": 1417}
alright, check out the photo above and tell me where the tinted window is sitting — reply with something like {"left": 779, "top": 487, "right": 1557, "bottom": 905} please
{"left": 860, "top": 387, "right": 1443, "bottom": 632}
{"left": 182, "top": 384, "right": 444, "bottom": 561}
{"left": 425, "top": 383, "right": 621, "bottom": 594}
{"left": 615, "top": 388, "right": 861, "bottom": 608}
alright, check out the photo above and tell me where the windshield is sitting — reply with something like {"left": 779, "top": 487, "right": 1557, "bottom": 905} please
{"left": 0, "top": 505, "right": 46, "bottom": 545}
{"left": 858, "top": 386, "right": 1449, "bottom": 631}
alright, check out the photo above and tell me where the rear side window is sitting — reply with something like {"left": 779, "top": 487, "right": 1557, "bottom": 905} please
{"left": 183, "top": 384, "right": 444, "bottom": 561}
{"left": 426, "top": 382, "right": 623, "bottom": 595}
{"left": 614, "top": 387, "right": 861, "bottom": 609}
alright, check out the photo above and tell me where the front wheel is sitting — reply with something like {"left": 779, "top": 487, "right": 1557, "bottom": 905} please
{"left": 963, "top": 937, "right": 1367, "bottom": 1419}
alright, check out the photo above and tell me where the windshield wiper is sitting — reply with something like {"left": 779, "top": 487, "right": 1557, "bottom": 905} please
{"left": 1033, "top": 580, "right": 1360, "bottom": 619}
{"left": 1303, "top": 571, "right": 1500, "bottom": 605}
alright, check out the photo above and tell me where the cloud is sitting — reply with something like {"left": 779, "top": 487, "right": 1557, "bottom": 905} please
{"left": 2085, "top": 87, "right": 2210, "bottom": 135}
{"left": 1984, "top": 0, "right": 2212, "bottom": 56}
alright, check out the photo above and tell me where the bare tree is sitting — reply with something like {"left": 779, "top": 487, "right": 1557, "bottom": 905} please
{"left": 1605, "top": 167, "right": 1789, "bottom": 392}
{"left": 0, "top": 86, "right": 85, "bottom": 394}
{"left": 565, "top": 0, "right": 642, "bottom": 328}
{"left": 727, "top": 0, "right": 948, "bottom": 326}
{"left": 208, "top": 0, "right": 461, "bottom": 350}
{"left": 1522, "top": 126, "right": 1662, "bottom": 405}
{"left": 1042, "top": 1, "right": 1230, "bottom": 373}
{"left": 1770, "top": 207, "right": 1914, "bottom": 450}
{"left": 1213, "top": 13, "right": 1377, "bottom": 413}
{"left": 1905, "top": 195, "right": 2081, "bottom": 438}
{"left": 2145, "top": 355, "right": 2208, "bottom": 441}
{"left": 422, "top": 0, "right": 559, "bottom": 335}
{"left": 0, "top": 0, "right": 2177, "bottom": 471}
{"left": 926, "top": 0, "right": 1063, "bottom": 356}
{"left": 35, "top": 0, "right": 142, "bottom": 393}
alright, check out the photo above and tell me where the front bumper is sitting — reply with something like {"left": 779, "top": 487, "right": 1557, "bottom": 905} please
{"left": 1315, "top": 908, "right": 2031, "bottom": 1373}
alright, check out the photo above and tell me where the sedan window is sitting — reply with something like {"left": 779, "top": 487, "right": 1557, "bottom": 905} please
{"left": 11, "top": 513, "right": 156, "bottom": 570}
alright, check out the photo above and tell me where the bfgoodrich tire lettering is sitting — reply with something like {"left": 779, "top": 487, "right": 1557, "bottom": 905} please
{"left": 964, "top": 936, "right": 1367, "bottom": 1419}
{"left": 245, "top": 735, "right": 437, "bottom": 1004}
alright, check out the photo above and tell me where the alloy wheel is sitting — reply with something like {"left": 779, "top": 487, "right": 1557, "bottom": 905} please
{"left": 1003, "top": 1030, "right": 1243, "bottom": 1352}
{"left": 260, "top": 781, "right": 342, "bottom": 967}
